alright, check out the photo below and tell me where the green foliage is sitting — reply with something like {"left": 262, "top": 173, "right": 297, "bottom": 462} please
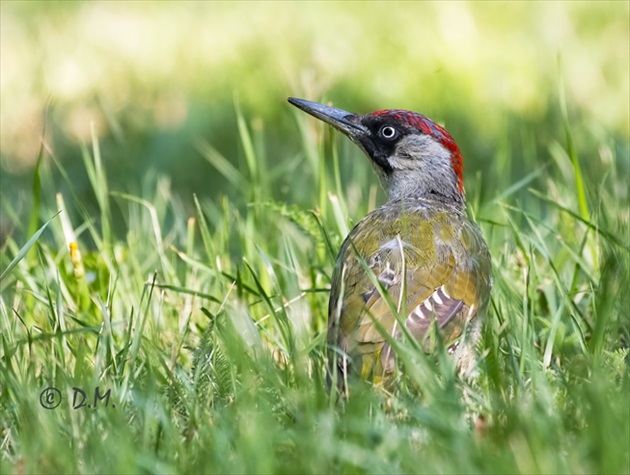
{"left": 1, "top": 94, "right": 629, "bottom": 473}
{"left": 0, "top": 3, "right": 629, "bottom": 473}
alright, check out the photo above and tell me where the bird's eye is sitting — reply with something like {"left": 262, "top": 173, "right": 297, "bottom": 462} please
{"left": 379, "top": 125, "right": 397, "bottom": 140}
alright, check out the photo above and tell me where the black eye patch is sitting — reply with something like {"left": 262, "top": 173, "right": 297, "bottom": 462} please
{"left": 362, "top": 117, "right": 409, "bottom": 153}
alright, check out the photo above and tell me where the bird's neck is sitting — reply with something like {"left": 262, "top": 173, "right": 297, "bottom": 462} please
{"left": 380, "top": 169, "right": 465, "bottom": 208}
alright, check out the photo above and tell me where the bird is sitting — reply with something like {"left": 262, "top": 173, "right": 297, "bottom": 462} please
{"left": 288, "top": 97, "right": 492, "bottom": 390}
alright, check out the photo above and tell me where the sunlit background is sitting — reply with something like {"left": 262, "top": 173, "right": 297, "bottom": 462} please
{"left": 1, "top": 1, "right": 628, "bottom": 237}
{"left": 1, "top": 4, "right": 629, "bottom": 473}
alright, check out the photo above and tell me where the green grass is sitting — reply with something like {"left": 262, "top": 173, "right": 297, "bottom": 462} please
{"left": 1, "top": 100, "right": 629, "bottom": 474}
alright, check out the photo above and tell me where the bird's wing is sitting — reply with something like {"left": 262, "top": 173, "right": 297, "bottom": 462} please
{"left": 328, "top": 206, "right": 491, "bottom": 378}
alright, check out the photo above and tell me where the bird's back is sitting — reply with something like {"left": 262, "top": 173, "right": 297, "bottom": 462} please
{"left": 328, "top": 197, "right": 491, "bottom": 384}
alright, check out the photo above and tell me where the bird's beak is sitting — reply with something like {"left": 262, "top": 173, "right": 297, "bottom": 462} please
{"left": 288, "top": 97, "right": 368, "bottom": 139}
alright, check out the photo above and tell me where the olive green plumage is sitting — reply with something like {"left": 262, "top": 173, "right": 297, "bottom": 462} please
{"left": 328, "top": 198, "right": 491, "bottom": 382}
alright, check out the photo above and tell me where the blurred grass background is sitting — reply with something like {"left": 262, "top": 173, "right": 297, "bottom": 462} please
{"left": 2, "top": 1, "right": 628, "bottom": 225}
{"left": 1, "top": 2, "right": 629, "bottom": 474}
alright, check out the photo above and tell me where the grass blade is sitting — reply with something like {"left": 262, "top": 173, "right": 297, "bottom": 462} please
{"left": 0, "top": 211, "right": 60, "bottom": 282}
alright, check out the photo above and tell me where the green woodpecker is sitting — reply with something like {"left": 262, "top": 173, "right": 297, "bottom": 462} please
{"left": 288, "top": 98, "right": 492, "bottom": 387}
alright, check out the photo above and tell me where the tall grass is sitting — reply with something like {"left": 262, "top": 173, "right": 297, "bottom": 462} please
{"left": 0, "top": 101, "right": 628, "bottom": 474}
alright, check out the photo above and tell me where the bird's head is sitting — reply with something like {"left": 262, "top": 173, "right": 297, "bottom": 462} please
{"left": 288, "top": 97, "right": 465, "bottom": 205}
